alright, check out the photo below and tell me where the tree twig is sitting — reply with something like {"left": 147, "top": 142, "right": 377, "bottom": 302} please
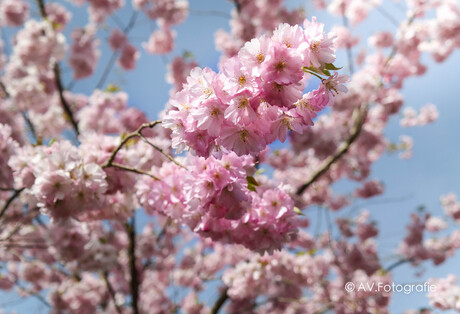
{"left": 54, "top": 64, "right": 80, "bottom": 136}
{"left": 0, "top": 188, "right": 25, "bottom": 220}
{"left": 210, "top": 288, "right": 229, "bottom": 314}
{"left": 35, "top": 0, "right": 80, "bottom": 136}
{"left": 103, "top": 120, "right": 161, "bottom": 167}
{"left": 296, "top": 106, "right": 367, "bottom": 195}
{"left": 138, "top": 134, "right": 186, "bottom": 169}
{"left": 102, "top": 271, "right": 123, "bottom": 314}
{"left": 126, "top": 218, "right": 140, "bottom": 314}
{"left": 96, "top": 11, "right": 138, "bottom": 89}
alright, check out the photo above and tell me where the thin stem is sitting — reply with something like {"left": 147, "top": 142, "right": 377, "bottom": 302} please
{"left": 96, "top": 11, "right": 138, "bottom": 89}
{"left": 342, "top": 15, "right": 354, "bottom": 75}
{"left": 21, "top": 111, "right": 38, "bottom": 143}
{"left": 138, "top": 134, "right": 186, "bottom": 169}
{"left": 108, "top": 162, "right": 160, "bottom": 180}
{"left": 102, "top": 272, "right": 123, "bottom": 314}
{"left": 304, "top": 69, "right": 324, "bottom": 80}
{"left": 16, "top": 283, "right": 51, "bottom": 308}
{"left": 385, "top": 258, "right": 411, "bottom": 272}
{"left": 375, "top": 5, "right": 400, "bottom": 27}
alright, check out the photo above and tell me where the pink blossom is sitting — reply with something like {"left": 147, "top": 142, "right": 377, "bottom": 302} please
{"left": 0, "top": 0, "right": 29, "bottom": 27}
{"left": 143, "top": 27, "right": 176, "bottom": 54}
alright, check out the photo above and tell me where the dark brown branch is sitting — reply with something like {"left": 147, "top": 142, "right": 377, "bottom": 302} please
{"left": 54, "top": 64, "right": 80, "bottom": 135}
{"left": 126, "top": 219, "right": 140, "bottom": 314}
{"left": 210, "top": 288, "right": 229, "bottom": 314}
{"left": 233, "top": 0, "right": 242, "bottom": 13}
{"left": 0, "top": 188, "right": 25, "bottom": 220}
{"left": 296, "top": 106, "right": 367, "bottom": 195}
{"left": 35, "top": 0, "right": 80, "bottom": 136}
{"left": 102, "top": 271, "right": 123, "bottom": 314}
{"left": 103, "top": 120, "right": 161, "bottom": 167}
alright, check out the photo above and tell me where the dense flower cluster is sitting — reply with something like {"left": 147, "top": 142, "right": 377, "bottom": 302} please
{"left": 0, "top": 0, "right": 460, "bottom": 313}
{"left": 216, "top": 0, "right": 305, "bottom": 61}
{"left": 164, "top": 19, "right": 347, "bottom": 157}
{"left": 9, "top": 141, "right": 108, "bottom": 220}
{"left": 69, "top": 26, "right": 100, "bottom": 79}
{"left": 137, "top": 153, "right": 298, "bottom": 253}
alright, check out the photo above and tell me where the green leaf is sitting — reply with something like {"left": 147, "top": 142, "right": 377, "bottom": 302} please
{"left": 48, "top": 138, "right": 56, "bottom": 146}
{"left": 183, "top": 50, "right": 194, "bottom": 59}
{"left": 293, "top": 207, "right": 305, "bottom": 216}
{"left": 324, "top": 63, "right": 343, "bottom": 71}
{"left": 247, "top": 183, "right": 257, "bottom": 192}
{"left": 247, "top": 176, "right": 259, "bottom": 192}
{"left": 99, "top": 237, "right": 107, "bottom": 244}
{"left": 246, "top": 176, "right": 259, "bottom": 186}
{"left": 105, "top": 84, "right": 121, "bottom": 93}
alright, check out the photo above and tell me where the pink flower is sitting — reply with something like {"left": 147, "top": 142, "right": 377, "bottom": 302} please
{"left": 118, "top": 43, "right": 139, "bottom": 70}
{"left": 108, "top": 29, "right": 127, "bottom": 50}
{"left": 0, "top": 0, "right": 28, "bottom": 27}
{"left": 143, "top": 27, "right": 176, "bottom": 54}
{"left": 261, "top": 41, "right": 304, "bottom": 85}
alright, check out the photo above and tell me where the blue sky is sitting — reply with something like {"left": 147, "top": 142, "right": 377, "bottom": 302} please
{"left": 2, "top": 0, "right": 460, "bottom": 312}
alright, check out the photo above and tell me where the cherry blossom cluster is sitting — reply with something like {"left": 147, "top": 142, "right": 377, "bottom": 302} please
{"left": 137, "top": 0, "right": 189, "bottom": 55}
{"left": 69, "top": 26, "right": 100, "bottom": 79}
{"left": 216, "top": 0, "right": 305, "bottom": 61}
{"left": 137, "top": 152, "right": 298, "bottom": 253}
{"left": 8, "top": 140, "right": 108, "bottom": 220}
{"left": 0, "top": 0, "right": 29, "bottom": 27}
{"left": 427, "top": 274, "right": 460, "bottom": 311}
{"left": 165, "top": 55, "right": 198, "bottom": 95}
{"left": 440, "top": 193, "right": 460, "bottom": 222}
{"left": 398, "top": 212, "right": 460, "bottom": 266}
{"left": 400, "top": 103, "right": 439, "bottom": 127}
{"left": 108, "top": 29, "right": 139, "bottom": 70}
{"left": 164, "top": 19, "right": 347, "bottom": 157}
{"left": 0, "top": 124, "right": 18, "bottom": 188}
{"left": 1, "top": 0, "right": 460, "bottom": 313}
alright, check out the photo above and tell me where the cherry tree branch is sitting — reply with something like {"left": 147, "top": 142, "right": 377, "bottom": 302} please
{"left": 296, "top": 14, "right": 416, "bottom": 196}
{"left": 54, "top": 64, "right": 80, "bottom": 135}
{"left": 126, "top": 218, "right": 140, "bottom": 314}
{"left": 103, "top": 120, "right": 161, "bottom": 167}
{"left": 35, "top": 0, "right": 80, "bottom": 136}
{"left": 1, "top": 80, "right": 38, "bottom": 142}
{"left": 210, "top": 288, "right": 229, "bottom": 314}
{"left": 0, "top": 188, "right": 25, "bottom": 220}
{"left": 296, "top": 106, "right": 367, "bottom": 195}
{"left": 102, "top": 271, "right": 123, "bottom": 314}
{"left": 102, "top": 120, "right": 184, "bottom": 179}
{"left": 138, "top": 134, "right": 186, "bottom": 169}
